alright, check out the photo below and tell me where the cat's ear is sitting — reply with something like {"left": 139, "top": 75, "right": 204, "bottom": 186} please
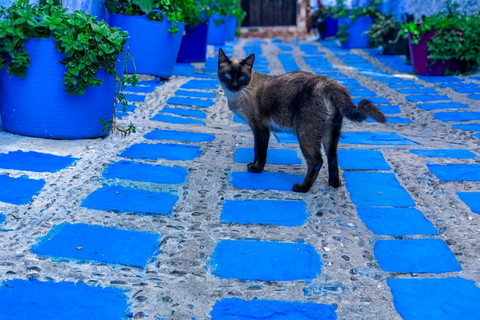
{"left": 218, "top": 48, "right": 229, "bottom": 64}
{"left": 242, "top": 54, "right": 255, "bottom": 69}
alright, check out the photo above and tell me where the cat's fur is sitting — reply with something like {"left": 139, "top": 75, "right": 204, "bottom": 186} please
{"left": 217, "top": 48, "right": 386, "bottom": 193}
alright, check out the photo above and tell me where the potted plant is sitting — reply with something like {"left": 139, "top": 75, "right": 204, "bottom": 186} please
{"left": 316, "top": 1, "right": 339, "bottom": 39}
{"left": 367, "top": 15, "right": 407, "bottom": 55}
{"left": 176, "top": 0, "right": 212, "bottom": 63}
{"left": 402, "top": 0, "right": 480, "bottom": 75}
{"left": 225, "top": 0, "right": 246, "bottom": 41}
{"left": 105, "top": 0, "right": 186, "bottom": 78}
{"left": 207, "top": 0, "right": 245, "bottom": 45}
{"left": 335, "top": 0, "right": 382, "bottom": 49}
{"left": 0, "top": 0, "right": 134, "bottom": 139}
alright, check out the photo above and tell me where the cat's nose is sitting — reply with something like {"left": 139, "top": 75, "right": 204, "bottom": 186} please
{"left": 233, "top": 80, "right": 238, "bottom": 86}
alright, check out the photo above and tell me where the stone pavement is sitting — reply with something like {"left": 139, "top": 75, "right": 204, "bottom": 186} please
{"left": 1, "top": 38, "right": 480, "bottom": 319}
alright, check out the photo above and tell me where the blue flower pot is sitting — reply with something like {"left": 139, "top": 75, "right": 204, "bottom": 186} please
{"left": 207, "top": 13, "right": 227, "bottom": 45}
{"left": 339, "top": 16, "right": 373, "bottom": 49}
{"left": 0, "top": 38, "right": 116, "bottom": 139}
{"left": 320, "top": 16, "right": 338, "bottom": 39}
{"left": 109, "top": 12, "right": 185, "bottom": 78}
{"left": 177, "top": 23, "right": 209, "bottom": 63}
{"left": 225, "top": 17, "right": 238, "bottom": 41}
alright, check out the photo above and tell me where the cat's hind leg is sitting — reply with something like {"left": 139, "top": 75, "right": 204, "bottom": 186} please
{"left": 323, "top": 110, "right": 343, "bottom": 188}
{"left": 247, "top": 125, "right": 270, "bottom": 173}
{"left": 293, "top": 131, "right": 324, "bottom": 193}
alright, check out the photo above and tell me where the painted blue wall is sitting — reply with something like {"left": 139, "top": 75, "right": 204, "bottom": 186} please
{"left": 385, "top": 0, "right": 480, "bottom": 19}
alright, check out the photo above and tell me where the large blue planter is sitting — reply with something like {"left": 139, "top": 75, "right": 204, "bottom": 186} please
{"left": 320, "top": 16, "right": 338, "bottom": 39}
{"left": 339, "top": 16, "right": 373, "bottom": 49}
{"left": 177, "top": 23, "right": 209, "bottom": 62}
{"left": 109, "top": 12, "right": 185, "bottom": 78}
{"left": 207, "top": 13, "right": 227, "bottom": 45}
{"left": 225, "top": 17, "right": 238, "bottom": 41}
{"left": 0, "top": 38, "right": 116, "bottom": 139}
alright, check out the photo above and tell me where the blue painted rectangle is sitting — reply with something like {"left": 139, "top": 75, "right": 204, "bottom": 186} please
{"left": 406, "top": 95, "right": 451, "bottom": 102}
{"left": 231, "top": 171, "right": 303, "bottom": 191}
{"left": 434, "top": 112, "right": 480, "bottom": 122}
{"left": 343, "top": 172, "right": 415, "bottom": 207}
{"left": 374, "top": 239, "right": 461, "bottom": 273}
{"left": 125, "top": 85, "right": 156, "bottom": 93}
{"left": 453, "top": 87, "right": 480, "bottom": 94}
{"left": 211, "top": 240, "right": 321, "bottom": 281}
{"left": 0, "top": 214, "right": 5, "bottom": 224}
{"left": 120, "top": 143, "right": 202, "bottom": 161}
{"left": 417, "top": 76, "right": 462, "bottom": 83}
{"left": 378, "top": 105, "right": 401, "bottom": 114}
{"left": 428, "top": 164, "right": 480, "bottom": 181}
{"left": 353, "top": 97, "right": 390, "bottom": 104}
{"left": 0, "top": 279, "right": 128, "bottom": 320}
{"left": 211, "top": 298, "right": 337, "bottom": 320}
{"left": 234, "top": 148, "right": 301, "bottom": 165}
{"left": 410, "top": 149, "right": 476, "bottom": 159}
{"left": 0, "top": 175, "right": 45, "bottom": 205}
{"left": 475, "top": 133, "right": 480, "bottom": 139}
{"left": 233, "top": 114, "right": 247, "bottom": 124}
{"left": 452, "top": 123, "right": 480, "bottom": 131}
{"left": 221, "top": 200, "right": 307, "bottom": 226}
{"left": 33, "top": 223, "right": 160, "bottom": 267}
{"left": 180, "top": 80, "right": 219, "bottom": 90}
{"left": 161, "top": 107, "right": 207, "bottom": 119}
{"left": 457, "top": 192, "right": 480, "bottom": 214}
{"left": 82, "top": 185, "right": 178, "bottom": 215}
{"left": 469, "top": 94, "right": 480, "bottom": 100}
{"left": 0, "top": 151, "right": 78, "bottom": 173}
{"left": 356, "top": 207, "right": 437, "bottom": 236}
{"left": 174, "top": 89, "right": 216, "bottom": 99}
{"left": 349, "top": 90, "right": 377, "bottom": 97}
{"left": 124, "top": 94, "right": 146, "bottom": 102}
{"left": 151, "top": 114, "right": 205, "bottom": 125}
{"left": 387, "top": 277, "right": 480, "bottom": 320}
{"left": 103, "top": 161, "right": 187, "bottom": 184}
{"left": 389, "top": 83, "right": 424, "bottom": 89}
{"left": 398, "top": 88, "right": 437, "bottom": 94}
{"left": 144, "top": 129, "right": 215, "bottom": 143}
{"left": 416, "top": 102, "right": 469, "bottom": 110}
{"left": 273, "top": 131, "right": 299, "bottom": 144}
{"left": 338, "top": 149, "right": 390, "bottom": 170}
{"left": 340, "top": 132, "right": 418, "bottom": 145}
{"left": 366, "top": 117, "right": 411, "bottom": 124}
{"left": 166, "top": 96, "right": 214, "bottom": 108}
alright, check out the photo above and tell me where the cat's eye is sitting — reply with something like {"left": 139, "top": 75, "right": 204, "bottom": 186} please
{"left": 239, "top": 76, "right": 246, "bottom": 81}
{"left": 225, "top": 74, "right": 232, "bottom": 79}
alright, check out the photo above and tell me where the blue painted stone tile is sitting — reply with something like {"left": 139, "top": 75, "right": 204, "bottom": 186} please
{"left": 428, "top": 164, "right": 480, "bottom": 181}
{"left": 453, "top": 87, "right": 480, "bottom": 94}
{"left": 103, "top": 161, "right": 187, "bottom": 184}
{"left": 234, "top": 148, "right": 301, "bottom": 165}
{"left": 405, "top": 95, "right": 451, "bottom": 102}
{"left": 452, "top": 123, "right": 480, "bottom": 131}
{"left": 457, "top": 192, "right": 480, "bottom": 214}
{"left": 371, "top": 77, "right": 412, "bottom": 84}
{"left": 438, "top": 82, "right": 478, "bottom": 88}
{"left": 366, "top": 117, "right": 411, "bottom": 124}
{"left": 161, "top": 107, "right": 207, "bottom": 119}
{"left": 151, "top": 114, "right": 205, "bottom": 125}
{"left": 231, "top": 171, "right": 303, "bottom": 191}
{"left": 474, "top": 133, "right": 480, "bottom": 139}
{"left": 274, "top": 131, "right": 299, "bottom": 144}
{"left": 233, "top": 114, "right": 247, "bottom": 124}
{"left": 211, "top": 298, "right": 337, "bottom": 320}
{"left": 117, "top": 103, "right": 136, "bottom": 113}
{"left": 387, "top": 277, "right": 480, "bottom": 320}
{"left": 180, "top": 80, "right": 219, "bottom": 90}
{"left": 343, "top": 172, "right": 415, "bottom": 207}
{"left": 166, "top": 96, "right": 214, "bottom": 108}
{"left": 0, "top": 214, "right": 5, "bottom": 224}
{"left": 349, "top": 90, "right": 377, "bottom": 97}
{"left": 410, "top": 149, "right": 476, "bottom": 159}
{"left": 144, "top": 129, "right": 215, "bottom": 143}
{"left": 82, "top": 185, "right": 178, "bottom": 215}
{"left": 221, "top": 200, "right": 307, "bottom": 226}
{"left": 210, "top": 240, "right": 321, "bottom": 281}
{"left": 33, "top": 223, "right": 159, "bottom": 267}
{"left": 125, "top": 85, "right": 156, "bottom": 93}
{"left": 338, "top": 149, "right": 390, "bottom": 170}
{"left": 337, "top": 78, "right": 360, "bottom": 85}
{"left": 434, "top": 112, "right": 480, "bottom": 122}
{"left": 0, "top": 151, "right": 78, "bottom": 173}
{"left": 378, "top": 105, "right": 401, "bottom": 114}
{"left": 340, "top": 132, "right": 418, "bottom": 145}
{"left": 397, "top": 88, "right": 437, "bottom": 94}
{"left": 138, "top": 79, "right": 163, "bottom": 86}
{"left": 0, "top": 175, "right": 45, "bottom": 205}
{"left": 375, "top": 239, "right": 461, "bottom": 273}
{"left": 416, "top": 102, "right": 469, "bottom": 110}
{"left": 0, "top": 279, "right": 128, "bottom": 320}
{"left": 389, "top": 83, "right": 424, "bottom": 89}
{"left": 174, "top": 89, "right": 216, "bottom": 99}
{"left": 124, "top": 94, "right": 146, "bottom": 102}
{"left": 417, "top": 76, "right": 462, "bottom": 83}
{"left": 356, "top": 207, "right": 437, "bottom": 236}
{"left": 353, "top": 97, "right": 390, "bottom": 104}
{"left": 120, "top": 143, "right": 202, "bottom": 161}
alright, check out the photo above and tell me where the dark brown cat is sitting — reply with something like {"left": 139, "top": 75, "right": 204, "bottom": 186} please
{"left": 217, "top": 48, "right": 386, "bottom": 193}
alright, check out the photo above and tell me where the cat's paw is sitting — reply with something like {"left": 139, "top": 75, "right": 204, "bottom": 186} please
{"left": 328, "top": 179, "right": 341, "bottom": 188}
{"left": 292, "top": 183, "right": 310, "bottom": 193}
{"left": 247, "top": 163, "right": 263, "bottom": 173}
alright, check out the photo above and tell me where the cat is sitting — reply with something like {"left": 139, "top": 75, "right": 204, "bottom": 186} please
{"left": 217, "top": 48, "right": 386, "bottom": 193}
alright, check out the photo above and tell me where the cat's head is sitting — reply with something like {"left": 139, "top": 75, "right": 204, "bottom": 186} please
{"left": 217, "top": 48, "right": 255, "bottom": 92}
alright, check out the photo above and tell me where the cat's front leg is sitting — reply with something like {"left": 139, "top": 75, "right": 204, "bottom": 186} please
{"left": 247, "top": 126, "right": 270, "bottom": 173}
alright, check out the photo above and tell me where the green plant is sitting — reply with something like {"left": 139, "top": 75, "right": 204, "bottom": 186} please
{"left": 212, "top": 0, "right": 246, "bottom": 26}
{"left": 367, "top": 15, "right": 402, "bottom": 47}
{"left": 0, "top": 0, "right": 137, "bottom": 135}
{"left": 334, "top": 0, "right": 383, "bottom": 43}
{"left": 177, "top": 0, "right": 213, "bottom": 27}
{"left": 105, "top": 0, "right": 185, "bottom": 33}
{"left": 401, "top": 0, "right": 480, "bottom": 71}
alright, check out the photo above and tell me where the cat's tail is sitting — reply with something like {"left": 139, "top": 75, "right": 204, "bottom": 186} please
{"left": 340, "top": 99, "right": 387, "bottom": 123}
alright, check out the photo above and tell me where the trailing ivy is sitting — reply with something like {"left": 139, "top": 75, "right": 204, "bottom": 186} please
{"left": 212, "top": 0, "right": 246, "bottom": 26}
{"left": 402, "top": 0, "right": 480, "bottom": 72}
